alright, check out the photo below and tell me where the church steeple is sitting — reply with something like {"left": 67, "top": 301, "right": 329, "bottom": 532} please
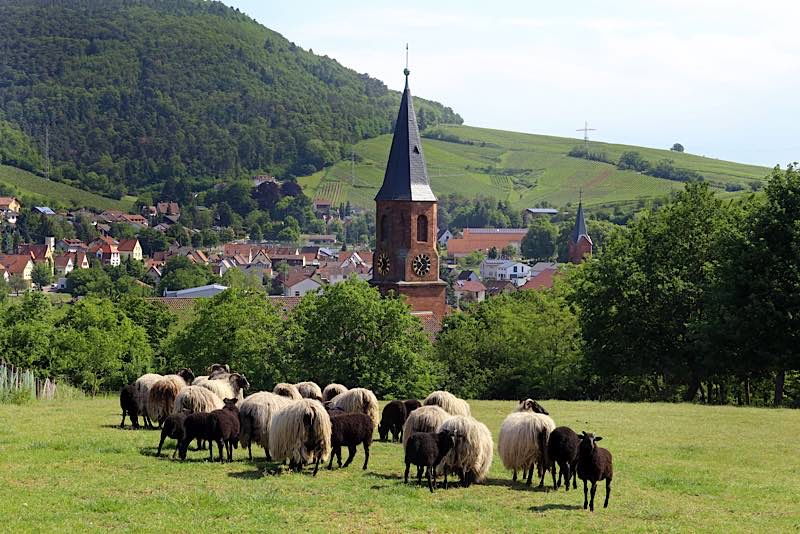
{"left": 568, "top": 193, "right": 593, "bottom": 264}
{"left": 375, "top": 69, "right": 436, "bottom": 202}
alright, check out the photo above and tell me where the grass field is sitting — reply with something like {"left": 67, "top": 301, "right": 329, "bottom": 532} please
{"left": 0, "top": 165, "right": 134, "bottom": 212}
{"left": 298, "top": 125, "right": 771, "bottom": 211}
{"left": 1, "top": 398, "right": 797, "bottom": 532}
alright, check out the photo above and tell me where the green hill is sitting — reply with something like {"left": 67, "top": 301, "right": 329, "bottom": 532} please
{"left": 0, "top": 165, "right": 133, "bottom": 212}
{"left": 298, "top": 125, "right": 771, "bottom": 210}
{"left": 0, "top": 0, "right": 460, "bottom": 199}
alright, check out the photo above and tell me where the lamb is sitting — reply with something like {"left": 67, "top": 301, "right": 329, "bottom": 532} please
{"left": 295, "top": 381, "right": 323, "bottom": 401}
{"left": 437, "top": 415, "right": 493, "bottom": 487}
{"left": 403, "top": 398, "right": 422, "bottom": 414}
{"left": 156, "top": 411, "right": 189, "bottom": 458}
{"left": 548, "top": 426, "right": 581, "bottom": 491}
{"left": 378, "top": 400, "right": 407, "bottom": 442}
{"left": 119, "top": 384, "right": 139, "bottom": 429}
{"left": 404, "top": 429, "right": 458, "bottom": 492}
{"left": 322, "top": 383, "right": 348, "bottom": 402}
{"left": 173, "top": 385, "right": 223, "bottom": 415}
{"left": 178, "top": 398, "right": 240, "bottom": 462}
{"left": 515, "top": 398, "right": 549, "bottom": 415}
{"left": 238, "top": 391, "right": 294, "bottom": 461}
{"left": 423, "top": 390, "right": 471, "bottom": 416}
{"left": 134, "top": 373, "right": 162, "bottom": 428}
{"left": 402, "top": 405, "right": 450, "bottom": 446}
{"left": 147, "top": 369, "right": 195, "bottom": 426}
{"left": 268, "top": 398, "right": 332, "bottom": 476}
{"left": 273, "top": 382, "right": 302, "bottom": 400}
{"left": 498, "top": 412, "right": 553, "bottom": 485}
{"left": 577, "top": 432, "right": 613, "bottom": 511}
{"left": 198, "top": 372, "right": 250, "bottom": 401}
{"left": 327, "top": 412, "right": 374, "bottom": 470}
{"left": 329, "top": 387, "right": 380, "bottom": 428}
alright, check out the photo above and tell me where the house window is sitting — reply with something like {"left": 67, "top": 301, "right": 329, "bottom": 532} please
{"left": 294, "top": 291, "right": 300, "bottom": 297}
{"left": 417, "top": 215, "right": 428, "bottom": 242}
{"left": 513, "top": 266, "right": 518, "bottom": 273}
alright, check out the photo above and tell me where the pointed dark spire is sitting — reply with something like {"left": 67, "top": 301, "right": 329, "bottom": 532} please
{"left": 375, "top": 69, "right": 436, "bottom": 202}
{"left": 572, "top": 194, "right": 590, "bottom": 243}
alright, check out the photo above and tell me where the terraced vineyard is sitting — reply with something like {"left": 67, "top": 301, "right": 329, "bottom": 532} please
{"left": 298, "top": 125, "right": 770, "bottom": 211}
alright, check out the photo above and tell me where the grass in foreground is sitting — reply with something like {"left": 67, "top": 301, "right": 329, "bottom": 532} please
{"left": 0, "top": 399, "right": 797, "bottom": 532}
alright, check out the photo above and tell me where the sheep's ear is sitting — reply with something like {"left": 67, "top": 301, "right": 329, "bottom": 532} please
{"left": 595, "top": 436, "right": 602, "bottom": 442}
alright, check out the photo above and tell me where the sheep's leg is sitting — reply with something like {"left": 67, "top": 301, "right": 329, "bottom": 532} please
{"left": 312, "top": 456, "right": 321, "bottom": 476}
{"left": 361, "top": 441, "right": 369, "bottom": 470}
{"left": 512, "top": 469, "right": 517, "bottom": 482}
{"left": 156, "top": 433, "right": 166, "bottom": 456}
{"left": 342, "top": 445, "right": 357, "bottom": 468}
{"left": 582, "top": 478, "right": 589, "bottom": 510}
{"left": 132, "top": 413, "right": 140, "bottom": 429}
{"left": 248, "top": 443, "right": 252, "bottom": 461}
{"left": 171, "top": 441, "right": 179, "bottom": 459}
{"left": 553, "top": 462, "right": 560, "bottom": 489}
{"left": 417, "top": 465, "right": 423, "bottom": 486}
{"left": 336, "top": 446, "right": 343, "bottom": 467}
{"left": 604, "top": 478, "right": 611, "bottom": 508}
{"left": 427, "top": 464, "right": 434, "bottom": 493}
{"left": 120, "top": 411, "right": 126, "bottom": 429}
{"left": 590, "top": 481, "right": 597, "bottom": 512}
{"left": 538, "top": 462, "right": 547, "bottom": 488}
{"left": 525, "top": 463, "right": 534, "bottom": 486}
{"left": 227, "top": 440, "right": 233, "bottom": 462}
{"left": 327, "top": 449, "right": 335, "bottom": 470}
{"left": 572, "top": 466, "right": 578, "bottom": 489}
{"left": 404, "top": 462, "right": 411, "bottom": 484}
{"left": 443, "top": 465, "right": 449, "bottom": 490}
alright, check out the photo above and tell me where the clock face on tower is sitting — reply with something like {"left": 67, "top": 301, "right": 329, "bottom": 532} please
{"left": 376, "top": 253, "right": 391, "bottom": 276}
{"left": 411, "top": 254, "right": 432, "bottom": 277}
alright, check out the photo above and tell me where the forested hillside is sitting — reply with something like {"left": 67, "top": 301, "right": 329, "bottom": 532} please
{"left": 0, "top": 0, "right": 461, "bottom": 199}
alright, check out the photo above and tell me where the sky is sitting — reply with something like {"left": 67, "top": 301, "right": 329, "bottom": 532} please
{"left": 226, "top": 1, "right": 800, "bottom": 167}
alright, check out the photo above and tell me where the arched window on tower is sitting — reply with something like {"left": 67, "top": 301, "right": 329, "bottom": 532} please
{"left": 417, "top": 215, "right": 428, "bottom": 242}
{"left": 380, "top": 214, "right": 388, "bottom": 242}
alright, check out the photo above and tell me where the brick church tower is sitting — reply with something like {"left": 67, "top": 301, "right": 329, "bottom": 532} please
{"left": 568, "top": 197, "right": 593, "bottom": 264}
{"left": 370, "top": 68, "right": 447, "bottom": 320}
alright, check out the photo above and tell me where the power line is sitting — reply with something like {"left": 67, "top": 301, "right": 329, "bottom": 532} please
{"left": 576, "top": 120, "right": 597, "bottom": 155}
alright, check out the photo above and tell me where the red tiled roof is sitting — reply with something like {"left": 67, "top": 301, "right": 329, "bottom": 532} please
{"left": 446, "top": 228, "right": 528, "bottom": 256}
{"left": 267, "top": 296, "right": 302, "bottom": 315}
{"left": 54, "top": 254, "right": 73, "bottom": 269}
{"left": 410, "top": 311, "right": 443, "bottom": 338}
{"left": 0, "top": 254, "right": 32, "bottom": 275}
{"left": 455, "top": 279, "right": 486, "bottom": 293}
{"left": 520, "top": 268, "right": 561, "bottom": 291}
{"left": 146, "top": 297, "right": 197, "bottom": 313}
{"left": 17, "top": 244, "right": 49, "bottom": 261}
{"left": 117, "top": 238, "right": 140, "bottom": 252}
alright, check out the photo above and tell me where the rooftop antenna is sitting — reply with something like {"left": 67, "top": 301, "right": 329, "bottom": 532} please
{"left": 576, "top": 121, "right": 596, "bottom": 157}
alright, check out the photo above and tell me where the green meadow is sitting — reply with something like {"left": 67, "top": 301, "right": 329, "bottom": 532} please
{"left": 298, "top": 125, "right": 771, "bottom": 211}
{"left": 1, "top": 398, "right": 797, "bottom": 532}
{"left": 0, "top": 165, "right": 134, "bottom": 212}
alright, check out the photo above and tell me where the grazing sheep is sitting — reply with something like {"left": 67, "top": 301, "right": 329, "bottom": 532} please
{"left": 173, "top": 385, "right": 223, "bottom": 415}
{"left": 134, "top": 373, "right": 162, "bottom": 428}
{"left": 423, "top": 391, "right": 471, "bottom": 416}
{"left": 498, "top": 412, "right": 554, "bottom": 485}
{"left": 192, "top": 376, "right": 209, "bottom": 387}
{"left": 548, "top": 426, "right": 581, "bottom": 491}
{"left": 404, "top": 429, "right": 458, "bottom": 492}
{"left": 119, "top": 384, "right": 139, "bottom": 429}
{"left": 530, "top": 413, "right": 557, "bottom": 487}
{"left": 238, "top": 392, "right": 294, "bottom": 461}
{"left": 438, "top": 415, "right": 493, "bottom": 486}
{"left": 147, "top": 369, "right": 195, "bottom": 425}
{"left": 403, "top": 399, "right": 422, "bottom": 414}
{"left": 322, "top": 383, "right": 348, "bottom": 402}
{"left": 207, "top": 363, "right": 230, "bottom": 378}
{"left": 179, "top": 399, "right": 240, "bottom": 462}
{"left": 327, "top": 412, "right": 374, "bottom": 470}
{"left": 577, "top": 432, "right": 613, "bottom": 511}
{"left": 268, "top": 398, "right": 332, "bottom": 476}
{"left": 402, "top": 405, "right": 450, "bottom": 446}
{"left": 199, "top": 372, "right": 250, "bottom": 401}
{"left": 329, "top": 387, "right": 380, "bottom": 428}
{"left": 273, "top": 382, "right": 302, "bottom": 400}
{"left": 156, "top": 411, "right": 189, "bottom": 458}
{"left": 378, "top": 400, "right": 407, "bottom": 442}
{"left": 295, "top": 381, "right": 323, "bottom": 401}
{"left": 515, "top": 398, "right": 549, "bottom": 415}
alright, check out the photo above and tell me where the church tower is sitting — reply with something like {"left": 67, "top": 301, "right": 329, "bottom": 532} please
{"left": 568, "top": 196, "right": 593, "bottom": 264}
{"left": 370, "top": 68, "right": 447, "bottom": 319}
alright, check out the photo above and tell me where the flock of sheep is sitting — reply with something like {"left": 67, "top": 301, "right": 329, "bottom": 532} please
{"left": 119, "top": 364, "right": 613, "bottom": 512}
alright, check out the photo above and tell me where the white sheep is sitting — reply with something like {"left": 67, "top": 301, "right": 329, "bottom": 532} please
{"left": 423, "top": 390, "right": 471, "bottom": 416}
{"left": 134, "top": 373, "right": 162, "bottom": 428}
{"left": 198, "top": 373, "right": 249, "bottom": 401}
{"left": 173, "top": 385, "right": 224, "bottom": 414}
{"left": 273, "top": 382, "right": 302, "bottom": 400}
{"left": 322, "top": 383, "right": 348, "bottom": 402}
{"left": 438, "top": 415, "right": 493, "bottom": 486}
{"left": 402, "top": 405, "right": 450, "bottom": 446}
{"left": 329, "top": 387, "right": 380, "bottom": 428}
{"left": 295, "top": 381, "right": 323, "bottom": 401}
{"left": 238, "top": 391, "right": 294, "bottom": 461}
{"left": 268, "top": 398, "right": 332, "bottom": 475}
{"left": 147, "top": 369, "right": 194, "bottom": 425}
{"left": 498, "top": 411, "right": 554, "bottom": 485}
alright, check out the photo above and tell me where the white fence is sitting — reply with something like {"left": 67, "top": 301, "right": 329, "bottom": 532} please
{"left": 0, "top": 361, "right": 57, "bottom": 401}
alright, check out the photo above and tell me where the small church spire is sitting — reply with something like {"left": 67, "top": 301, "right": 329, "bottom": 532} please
{"left": 569, "top": 192, "right": 593, "bottom": 263}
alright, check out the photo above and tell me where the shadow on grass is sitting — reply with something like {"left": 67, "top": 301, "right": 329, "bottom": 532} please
{"left": 101, "top": 424, "right": 159, "bottom": 431}
{"left": 529, "top": 504, "right": 583, "bottom": 512}
{"left": 366, "top": 472, "right": 404, "bottom": 481}
{"left": 480, "top": 478, "right": 551, "bottom": 493}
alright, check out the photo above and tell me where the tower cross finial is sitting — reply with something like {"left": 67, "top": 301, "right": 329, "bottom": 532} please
{"left": 404, "top": 43, "right": 410, "bottom": 78}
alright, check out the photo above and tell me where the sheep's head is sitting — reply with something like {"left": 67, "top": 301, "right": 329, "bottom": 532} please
{"left": 230, "top": 373, "right": 250, "bottom": 391}
{"left": 579, "top": 431, "right": 602, "bottom": 453}
{"left": 378, "top": 420, "right": 390, "bottom": 442}
{"left": 208, "top": 363, "right": 230, "bottom": 378}
{"left": 177, "top": 368, "right": 195, "bottom": 383}
{"left": 518, "top": 398, "right": 549, "bottom": 415}
{"left": 223, "top": 398, "right": 239, "bottom": 411}
{"left": 437, "top": 429, "right": 459, "bottom": 453}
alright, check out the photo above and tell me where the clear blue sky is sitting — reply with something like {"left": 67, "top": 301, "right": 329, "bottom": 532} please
{"left": 226, "top": 1, "right": 800, "bottom": 167}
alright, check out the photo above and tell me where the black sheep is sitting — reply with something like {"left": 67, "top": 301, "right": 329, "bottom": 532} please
{"left": 157, "top": 411, "right": 189, "bottom": 458}
{"left": 576, "top": 432, "right": 613, "bottom": 511}
{"left": 548, "top": 426, "right": 580, "bottom": 491}
{"left": 328, "top": 412, "right": 374, "bottom": 470}
{"left": 403, "top": 399, "right": 421, "bottom": 413}
{"left": 119, "top": 384, "right": 139, "bottom": 429}
{"left": 404, "top": 429, "right": 458, "bottom": 492}
{"left": 378, "top": 400, "right": 407, "bottom": 442}
{"left": 179, "top": 398, "right": 240, "bottom": 462}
